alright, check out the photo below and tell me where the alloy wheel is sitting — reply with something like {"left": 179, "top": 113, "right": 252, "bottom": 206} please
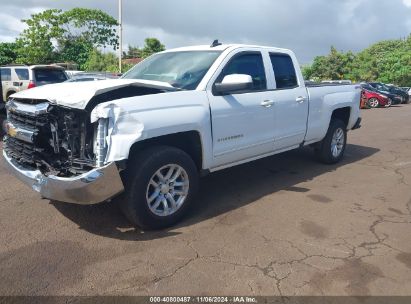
{"left": 368, "top": 98, "right": 379, "bottom": 108}
{"left": 145, "top": 164, "right": 190, "bottom": 217}
{"left": 331, "top": 128, "right": 345, "bottom": 158}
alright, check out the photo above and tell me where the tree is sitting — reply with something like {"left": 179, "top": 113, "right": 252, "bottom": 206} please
{"left": 16, "top": 8, "right": 118, "bottom": 65}
{"left": 0, "top": 42, "right": 18, "bottom": 65}
{"left": 303, "top": 36, "right": 411, "bottom": 86}
{"left": 123, "top": 45, "right": 142, "bottom": 59}
{"left": 58, "top": 37, "right": 93, "bottom": 70}
{"left": 84, "top": 49, "right": 118, "bottom": 72}
{"left": 350, "top": 38, "right": 411, "bottom": 85}
{"left": 304, "top": 47, "right": 355, "bottom": 81}
{"left": 141, "top": 38, "right": 165, "bottom": 58}
{"left": 122, "top": 39, "right": 166, "bottom": 60}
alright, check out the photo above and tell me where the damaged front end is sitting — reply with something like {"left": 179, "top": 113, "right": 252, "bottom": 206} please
{"left": 3, "top": 98, "right": 124, "bottom": 204}
{"left": 2, "top": 80, "right": 174, "bottom": 204}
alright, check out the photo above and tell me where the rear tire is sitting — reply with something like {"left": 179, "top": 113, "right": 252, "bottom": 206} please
{"left": 315, "top": 119, "right": 347, "bottom": 164}
{"left": 120, "top": 145, "right": 199, "bottom": 230}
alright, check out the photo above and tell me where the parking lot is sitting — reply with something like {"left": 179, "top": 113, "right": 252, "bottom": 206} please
{"left": 0, "top": 104, "right": 410, "bottom": 296}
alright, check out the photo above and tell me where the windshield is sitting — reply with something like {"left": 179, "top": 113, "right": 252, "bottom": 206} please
{"left": 122, "top": 51, "right": 222, "bottom": 90}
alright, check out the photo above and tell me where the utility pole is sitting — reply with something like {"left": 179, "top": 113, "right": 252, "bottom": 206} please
{"left": 118, "top": 0, "right": 123, "bottom": 73}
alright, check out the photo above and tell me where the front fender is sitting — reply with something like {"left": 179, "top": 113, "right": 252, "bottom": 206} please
{"left": 90, "top": 90, "right": 213, "bottom": 169}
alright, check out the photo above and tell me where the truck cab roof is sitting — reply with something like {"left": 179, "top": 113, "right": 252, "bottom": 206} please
{"left": 162, "top": 44, "right": 292, "bottom": 54}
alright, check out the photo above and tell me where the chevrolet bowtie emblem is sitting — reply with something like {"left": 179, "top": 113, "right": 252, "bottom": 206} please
{"left": 6, "top": 122, "right": 18, "bottom": 138}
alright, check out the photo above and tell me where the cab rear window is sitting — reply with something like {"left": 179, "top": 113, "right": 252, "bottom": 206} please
{"left": 269, "top": 54, "right": 298, "bottom": 89}
{"left": 34, "top": 69, "right": 67, "bottom": 85}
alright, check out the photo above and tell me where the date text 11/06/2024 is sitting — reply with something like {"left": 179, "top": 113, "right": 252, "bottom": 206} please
{"left": 149, "top": 296, "right": 257, "bottom": 303}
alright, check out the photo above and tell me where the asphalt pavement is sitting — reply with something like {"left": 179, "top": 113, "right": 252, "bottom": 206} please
{"left": 0, "top": 105, "right": 410, "bottom": 296}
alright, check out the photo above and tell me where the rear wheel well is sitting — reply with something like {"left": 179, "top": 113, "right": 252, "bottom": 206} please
{"left": 128, "top": 131, "right": 203, "bottom": 171}
{"left": 331, "top": 107, "right": 351, "bottom": 127}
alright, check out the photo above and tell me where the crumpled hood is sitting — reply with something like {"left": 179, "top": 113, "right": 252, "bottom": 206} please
{"left": 12, "top": 79, "right": 176, "bottom": 110}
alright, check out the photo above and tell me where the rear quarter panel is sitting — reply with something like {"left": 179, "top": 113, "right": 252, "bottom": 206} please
{"left": 305, "top": 85, "right": 361, "bottom": 143}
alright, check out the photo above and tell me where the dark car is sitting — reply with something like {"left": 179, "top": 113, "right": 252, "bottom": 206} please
{"left": 386, "top": 84, "right": 410, "bottom": 104}
{"left": 368, "top": 82, "right": 408, "bottom": 104}
{"left": 361, "top": 83, "right": 398, "bottom": 105}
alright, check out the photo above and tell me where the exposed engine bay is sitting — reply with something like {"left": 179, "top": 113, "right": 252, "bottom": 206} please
{"left": 4, "top": 83, "right": 171, "bottom": 177}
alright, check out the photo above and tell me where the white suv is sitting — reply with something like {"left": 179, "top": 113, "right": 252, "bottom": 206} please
{"left": 1, "top": 65, "right": 68, "bottom": 102}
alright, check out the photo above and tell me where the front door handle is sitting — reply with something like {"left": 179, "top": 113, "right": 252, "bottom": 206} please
{"left": 261, "top": 100, "right": 274, "bottom": 108}
{"left": 296, "top": 96, "right": 307, "bottom": 103}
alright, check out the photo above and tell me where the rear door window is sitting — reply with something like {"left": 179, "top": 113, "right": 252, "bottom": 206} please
{"left": 15, "top": 68, "right": 29, "bottom": 80}
{"left": 1, "top": 68, "right": 12, "bottom": 81}
{"left": 33, "top": 69, "right": 68, "bottom": 86}
{"left": 269, "top": 54, "right": 298, "bottom": 89}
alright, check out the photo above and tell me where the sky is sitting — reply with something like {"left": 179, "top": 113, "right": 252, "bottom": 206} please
{"left": 0, "top": 0, "right": 410, "bottom": 64}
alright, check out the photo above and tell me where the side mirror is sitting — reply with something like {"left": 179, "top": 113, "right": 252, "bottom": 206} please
{"left": 214, "top": 74, "right": 253, "bottom": 95}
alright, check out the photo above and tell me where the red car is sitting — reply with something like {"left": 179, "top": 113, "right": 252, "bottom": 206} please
{"left": 362, "top": 89, "right": 392, "bottom": 108}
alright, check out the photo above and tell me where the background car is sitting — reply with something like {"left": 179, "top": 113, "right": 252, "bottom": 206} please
{"left": 368, "top": 82, "right": 407, "bottom": 104}
{"left": 65, "top": 72, "right": 119, "bottom": 82}
{"left": 361, "top": 89, "right": 391, "bottom": 108}
{"left": 0, "top": 64, "right": 68, "bottom": 101}
{"left": 400, "top": 87, "right": 411, "bottom": 103}
{"left": 386, "top": 84, "right": 410, "bottom": 104}
{"left": 321, "top": 80, "right": 352, "bottom": 84}
{"left": 362, "top": 83, "right": 401, "bottom": 105}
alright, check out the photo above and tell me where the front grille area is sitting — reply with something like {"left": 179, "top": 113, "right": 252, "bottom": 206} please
{"left": 11, "top": 98, "right": 50, "bottom": 105}
{"left": 4, "top": 104, "right": 50, "bottom": 169}
{"left": 4, "top": 100, "right": 96, "bottom": 176}
{"left": 4, "top": 137, "right": 39, "bottom": 166}
{"left": 8, "top": 110, "right": 48, "bottom": 129}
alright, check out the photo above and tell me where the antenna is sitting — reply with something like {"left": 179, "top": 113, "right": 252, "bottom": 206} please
{"left": 210, "top": 40, "right": 222, "bottom": 47}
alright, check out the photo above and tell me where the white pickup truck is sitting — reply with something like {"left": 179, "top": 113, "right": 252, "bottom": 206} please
{"left": 3, "top": 43, "right": 362, "bottom": 229}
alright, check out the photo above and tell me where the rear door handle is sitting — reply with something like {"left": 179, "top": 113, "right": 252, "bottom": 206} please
{"left": 261, "top": 100, "right": 274, "bottom": 108}
{"left": 296, "top": 96, "right": 306, "bottom": 103}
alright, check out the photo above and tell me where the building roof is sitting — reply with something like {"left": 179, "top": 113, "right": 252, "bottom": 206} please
{"left": 122, "top": 58, "right": 143, "bottom": 65}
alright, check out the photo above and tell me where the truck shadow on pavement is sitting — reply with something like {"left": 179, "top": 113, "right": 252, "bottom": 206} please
{"left": 52, "top": 144, "right": 379, "bottom": 241}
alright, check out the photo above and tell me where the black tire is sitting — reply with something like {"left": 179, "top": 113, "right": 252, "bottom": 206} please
{"left": 120, "top": 145, "right": 199, "bottom": 230}
{"left": 315, "top": 119, "right": 347, "bottom": 164}
{"left": 6, "top": 91, "right": 15, "bottom": 100}
{"left": 0, "top": 113, "right": 6, "bottom": 138}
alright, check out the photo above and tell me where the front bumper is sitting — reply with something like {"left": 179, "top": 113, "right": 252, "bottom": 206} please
{"left": 3, "top": 150, "right": 124, "bottom": 205}
{"left": 393, "top": 97, "right": 402, "bottom": 105}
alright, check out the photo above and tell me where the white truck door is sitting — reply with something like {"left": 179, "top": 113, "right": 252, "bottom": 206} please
{"left": 207, "top": 51, "right": 276, "bottom": 168}
{"left": 267, "top": 53, "right": 309, "bottom": 150}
